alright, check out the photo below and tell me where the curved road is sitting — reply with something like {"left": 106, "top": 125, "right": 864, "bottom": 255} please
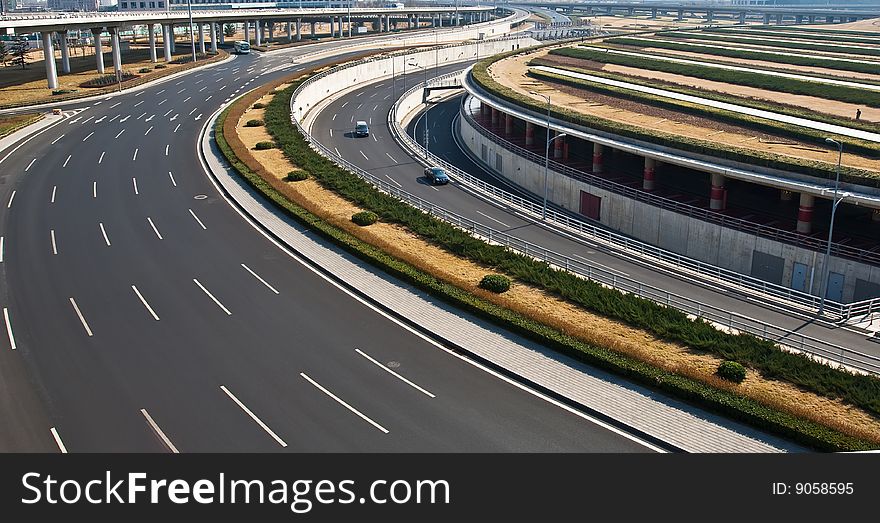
{"left": 0, "top": 40, "right": 653, "bottom": 452}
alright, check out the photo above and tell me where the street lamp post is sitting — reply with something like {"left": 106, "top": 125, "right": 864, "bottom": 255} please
{"left": 530, "top": 91, "right": 564, "bottom": 220}
{"left": 187, "top": 0, "right": 197, "bottom": 63}
{"left": 818, "top": 137, "right": 844, "bottom": 314}
{"left": 409, "top": 60, "right": 429, "bottom": 158}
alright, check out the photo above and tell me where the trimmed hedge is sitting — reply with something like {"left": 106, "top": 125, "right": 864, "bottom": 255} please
{"left": 718, "top": 361, "right": 747, "bottom": 383}
{"left": 286, "top": 170, "right": 308, "bottom": 181}
{"left": 138, "top": 67, "right": 152, "bottom": 73}
{"left": 480, "top": 274, "right": 511, "bottom": 293}
{"left": 472, "top": 50, "right": 880, "bottom": 187}
{"left": 253, "top": 102, "right": 267, "bottom": 109}
{"left": 245, "top": 119, "right": 265, "bottom": 127}
{"left": 665, "top": 31, "right": 880, "bottom": 58}
{"left": 351, "top": 210, "right": 379, "bottom": 226}
{"left": 254, "top": 141, "right": 275, "bottom": 150}
{"left": 51, "top": 89, "right": 76, "bottom": 96}
{"left": 214, "top": 82, "right": 878, "bottom": 451}
{"left": 550, "top": 47, "right": 880, "bottom": 108}
{"left": 604, "top": 36, "right": 880, "bottom": 76}
{"left": 705, "top": 28, "right": 880, "bottom": 46}
{"left": 154, "top": 64, "right": 167, "bottom": 69}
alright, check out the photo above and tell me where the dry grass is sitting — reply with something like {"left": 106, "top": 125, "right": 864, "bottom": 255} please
{"left": 0, "top": 113, "right": 42, "bottom": 138}
{"left": 226, "top": 71, "right": 880, "bottom": 445}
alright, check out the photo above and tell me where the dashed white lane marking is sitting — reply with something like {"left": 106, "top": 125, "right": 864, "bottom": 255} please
{"left": 109, "top": 114, "right": 120, "bottom": 122}
{"left": 63, "top": 155, "right": 71, "bottom": 167}
{"left": 300, "top": 373, "right": 389, "bottom": 434}
{"left": 132, "top": 285, "right": 160, "bottom": 321}
{"left": 168, "top": 171, "right": 177, "bottom": 187}
{"left": 384, "top": 174, "right": 402, "bottom": 187}
{"left": 132, "top": 148, "right": 139, "bottom": 161}
{"left": 7, "top": 190, "right": 15, "bottom": 209}
{"left": 165, "top": 144, "right": 170, "bottom": 156}
{"left": 51, "top": 186, "right": 56, "bottom": 203}
{"left": 69, "top": 297, "right": 93, "bottom": 337}
{"left": 50, "top": 427, "right": 67, "bottom": 453}
{"left": 25, "top": 158, "right": 36, "bottom": 172}
{"left": 475, "top": 210, "right": 510, "bottom": 228}
{"left": 132, "top": 178, "right": 139, "bottom": 195}
{"left": 332, "top": 113, "right": 337, "bottom": 121}
{"left": 188, "top": 208, "right": 206, "bottom": 229}
{"left": 144, "top": 126, "right": 153, "bottom": 136}
{"left": 147, "top": 217, "right": 163, "bottom": 240}
{"left": 50, "top": 134, "right": 64, "bottom": 145}
{"left": 110, "top": 102, "right": 122, "bottom": 108}
{"left": 0, "top": 236, "right": 4, "bottom": 263}
{"left": 241, "top": 263, "right": 279, "bottom": 294}
{"left": 82, "top": 131, "right": 94, "bottom": 142}
{"left": 115, "top": 129, "right": 125, "bottom": 139}
{"left": 98, "top": 151, "right": 105, "bottom": 164}
{"left": 355, "top": 348, "right": 436, "bottom": 398}
{"left": 570, "top": 253, "right": 630, "bottom": 277}
{"left": 92, "top": 181, "right": 97, "bottom": 198}
{"left": 158, "top": 98, "right": 167, "bottom": 106}
{"left": 3, "top": 307, "right": 16, "bottom": 350}
{"left": 174, "top": 123, "right": 181, "bottom": 133}
{"left": 140, "top": 409, "right": 178, "bottom": 453}
{"left": 193, "top": 279, "right": 231, "bottom": 315}
{"left": 384, "top": 152, "right": 397, "bottom": 164}
{"left": 134, "top": 100, "right": 144, "bottom": 107}
{"left": 359, "top": 150, "right": 368, "bottom": 160}
{"left": 99, "top": 222, "right": 110, "bottom": 246}
{"left": 163, "top": 109, "right": 173, "bottom": 117}
{"left": 220, "top": 385, "right": 287, "bottom": 447}
{"left": 50, "top": 229, "right": 58, "bottom": 255}
{"left": 183, "top": 96, "right": 191, "bottom": 102}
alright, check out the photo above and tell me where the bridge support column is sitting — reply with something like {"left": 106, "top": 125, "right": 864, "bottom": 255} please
{"left": 92, "top": 28, "right": 105, "bottom": 74}
{"left": 651, "top": 8, "right": 657, "bottom": 19}
{"left": 797, "top": 193, "right": 814, "bottom": 234}
{"left": 808, "top": 15, "right": 815, "bottom": 24}
{"left": 827, "top": 15, "right": 835, "bottom": 23}
{"left": 554, "top": 133, "right": 564, "bottom": 159}
{"left": 147, "top": 24, "right": 157, "bottom": 62}
{"left": 255, "top": 21, "right": 262, "bottom": 46}
{"left": 592, "top": 143, "right": 603, "bottom": 173}
{"left": 709, "top": 172, "right": 726, "bottom": 211}
{"left": 42, "top": 31, "right": 58, "bottom": 89}
{"left": 796, "top": 15, "right": 803, "bottom": 24}
{"left": 504, "top": 113, "right": 513, "bottom": 136}
{"left": 210, "top": 22, "right": 218, "bottom": 54}
{"left": 110, "top": 27, "right": 122, "bottom": 75}
{"left": 525, "top": 122, "right": 534, "bottom": 145}
{"left": 244, "top": 21, "right": 250, "bottom": 44}
{"left": 763, "top": 13, "right": 771, "bottom": 25}
{"left": 59, "top": 30, "right": 71, "bottom": 73}
{"left": 738, "top": 12, "right": 746, "bottom": 25}
{"left": 490, "top": 107, "right": 499, "bottom": 127}
{"left": 677, "top": 9, "right": 683, "bottom": 21}
{"left": 296, "top": 19, "right": 302, "bottom": 41}
{"left": 480, "top": 103, "right": 489, "bottom": 118}
{"left": 163, "top": 24, "right": 172, "bottom": 62}
{"left": 330, "top": 17, "right": 335, "bottom": 37}
{"left": 707, "top": 10, "right": 714, "bottom": 23}
{"left": 310, "top": 21, "right": 316, "bottom": 38}
{"left": 287, "top": 21, "right": 292, "bottom": 41}
{"left": 439, "top": 13, "right": 443, "bottom": 27}
{"left": 269, "top": 21, "right": 275, "bottom": 42}
{"left": 170, "top": 25, "right": 176, "bottom": 53}
{"left": 776, "top": 14, "right": 783, "bottom": 25}
{"left": 198, "top": 23, "right": 206, "bottom": 55}
{"left": 219, "top": 23, "right": 225, "bottom": 45}
{"left": 643, "top": 157, "right": 656, "bottom": 191}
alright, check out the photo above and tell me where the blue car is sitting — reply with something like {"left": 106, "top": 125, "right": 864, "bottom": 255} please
{"left": 424, "top": 166, "right": 449, "bottom": 185}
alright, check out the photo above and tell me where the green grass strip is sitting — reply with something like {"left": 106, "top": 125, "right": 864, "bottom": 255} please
{"left": 705, "top": 27, "right": 880, "bottom": 46}
{"left": 664, "top": 31, "right": 880, "bottom": 58}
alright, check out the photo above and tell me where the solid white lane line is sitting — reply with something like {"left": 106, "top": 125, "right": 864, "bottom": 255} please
{"left": 51, "top": 134, "right": 64, "bottom": 145}
{"left": 140, "top": 409, "right": 178, "bottom": 453}
{"left": 3, "top": 307, "right": 16, "bottom": 350}
{"left": 63, "top": 155, "right": 71, "bottom": 167}
{"left": 82, "top": 131, "right": 94, "bottom": 141}
{"left": 193, "top": 279, "right": 231, "bottom": 315}
{"left": 24, "top": 158, "right": 36, "bottom": 172}
{"left": 355, "top": 348, "right": 435, "bottom": 398}
{"left": 99, "top": 222, "right": 110, "bottom": 246}
{"left": 132, "top": 148, "right": 138, "bottom": 161}
{"left": 144, "top": 126, "right": 153, "bottom": 136}
{"left": 69, "top": 297, "right": 93, "bottom": 337}
{"left": 50, "top": 427, "right": 67, "bottom": 453}
{"left": 92, "top": 181, "right": 97, "bottom": 198}
{"left": 132, "top": 285, "right": 160, "bottom": 321}
{"left": 50, "top": 185, "right": 56, "bottom": 203}
{"left": 98, "top": 151, "right": 105, "bottom": 164}
{"left": 220, "top": 385, "right": 287, "bottom": 447}
{"left": 132, "top": 178, "right": 139, "bottom": 195}
{"left": 359, "top": 150, "right": 368, "bottom": 160}
{"left": 115, "top": 129, "right": 125, "bottom": 139}
{"left": 165, "top": 144, "right": 169, "bottom": 156}
{"left": 300, "top": 373, "right": 389, "bottom": 434}
{"left": 147, "top": 217, "right": 163, "bottom": 240}
{"left": 50, "top": 229, "right": 58, "bottom": 255}
{"left": 0, "top": 236, "right": 3, "bottom": 263}
{"left": 475, "top": 210, "right": 510, "bottom": 228}
{"left": 168, "top": 171, "right": 177, "bottom": 187}
{"left": 188, "top": 208, "right": 206, "bottom": 229}
{"left": 241, "top": 264, "right": 279, "bottom": 294}
{"left": 7, "top": 191, "right": 15, "bottom": 209}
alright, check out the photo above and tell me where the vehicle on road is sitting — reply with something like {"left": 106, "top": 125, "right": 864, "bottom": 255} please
{"left": 424, "top": 166, "right": 450, "bottom": 185}
{"left": 233, "top": 41, "right": 250, "bottom": 54}
{"left": 355, "top": 120, "right": 370, "bottom": 137}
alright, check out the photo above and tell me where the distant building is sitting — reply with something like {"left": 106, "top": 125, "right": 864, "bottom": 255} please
{"left": 47, "top": 0, "right": 99, "bottom": 11}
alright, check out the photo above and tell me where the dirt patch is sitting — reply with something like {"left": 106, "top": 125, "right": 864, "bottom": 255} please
{"left": 0, "top": 112, "right": 42, "bottom": 138}
{"left": 225, "top": 72, "right": 880, "bottom": 445}
{"left": 490, "top": 49, "right": 880, "bottom": 174}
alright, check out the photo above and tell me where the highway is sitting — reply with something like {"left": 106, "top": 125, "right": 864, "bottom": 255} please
{"left": 0, "top": 39, "right": 656, "bottom": 452}
{"left": 308, "top": 64, "right": 880, "bottom": 364}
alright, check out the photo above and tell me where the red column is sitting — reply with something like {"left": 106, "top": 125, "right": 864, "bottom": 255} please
{"left": 504, "top": 113, "right": 513, "bottom": 136}
{"left": 797, "top": 193, "right": 814, "bottom": 234}
{"left": 553, "top": 134, "right": 564, "bottom": 159}
{"left": 525, "top": 122, "right": 534, "bottom": 146}
{"left": 643, "top": 157, "right": 656, "bottom": 191}
{"left": 709, "top": 172, "right": 726, "bottom": 211}
{"left": 592, "top": 143, "right": 603, "bottom": 173}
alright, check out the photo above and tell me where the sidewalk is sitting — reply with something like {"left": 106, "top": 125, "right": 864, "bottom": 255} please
{"left": 200, "top": 109, "right": 803, "bottom": 453}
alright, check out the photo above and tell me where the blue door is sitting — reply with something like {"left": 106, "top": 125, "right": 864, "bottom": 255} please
{"left": 791, "top": 262, "right": 808, "bottom": 292}
{"left": 825, "top": 272, "right": 844, "bottom": 302}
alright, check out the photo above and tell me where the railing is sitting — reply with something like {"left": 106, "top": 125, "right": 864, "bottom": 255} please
{"left": 288, "top": 55, "right": 880, "bottom": 375}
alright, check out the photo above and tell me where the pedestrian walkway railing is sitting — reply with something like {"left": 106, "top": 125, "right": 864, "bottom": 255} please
{"left": 288, "top": 55, "right": 880, "bottom": 375}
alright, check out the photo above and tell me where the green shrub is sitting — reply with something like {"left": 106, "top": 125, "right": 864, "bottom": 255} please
{"left": 154, "top": 64, "right": 167, "bottom": 69}
{"left": 351, "top": 211, "right": 379, "bottom": 226}
{"left": 253, "top": 141, "right": 275, "bottom": 150}
{"left": 51, "top": 89, "right": 76, "bottom": 96}
{"left": 253, "top": 102, "right": 266, "bottom": 109}
{"left": 479, "top": 274, "right": 511, "bottom": 293}
{"left": 245, "top": 119, "right": 264, "bottom": 127}
{"left": 664, "top": 31, "right": 880, "bottom": 58}
{"left": 138, "top": 67, "right": 152, "bottom": 73}
{"left": 718, "top": 361, "right": 747, "bottom": 383}
{"left": 286, "top": 170, "right": 308, "bottom": 181}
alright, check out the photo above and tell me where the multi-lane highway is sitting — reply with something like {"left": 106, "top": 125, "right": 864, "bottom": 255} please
{"left": 0, "top": 38, "right": 658, "bottom": 452}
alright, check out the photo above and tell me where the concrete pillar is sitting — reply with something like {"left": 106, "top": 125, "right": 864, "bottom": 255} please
{"left": 826, "top": 15, "right": 834, "bottom": 24}
{"left": 198, "top": 23, "right": 206, "bottom": 55}
{"left": 592, "top": 143, "right": 603, "bottom": 173}
{"left": 296, "top": 19, "right": 302, "bottom": 41}
{"left": 310, "top": 21, "right": 316, "bottom": 38}
{"left": 651, "top": 8, "right": 657, "bottom": 19}
{"left": 554, "top": 134, "right": 564, "bottom": 159}
{"left": 42, "top": 31, "right": 58, "bottom": 89}
{"left": 255, "top": 21, "right": 262, "bottom": 46}
{"left": 110, "top": 27, "right": 122, "bottom": 75}
{"left": 92, "top": 28, "right": 105, "bottom": 74}
{"left": 210, "top": 22, "right": 217, "bottom": 54}
{"left": 707, "top": 10, "right": 714, "bottom": 23}
{"left": 797, "top": 193, "right": 815, "bottom": 234}
{"left": 504, "top": 113, "right": 513, "bottom": 136}
{"left": 408, "top": 15, "right": 413, "bottom": 30}
{"left": 219, "top": 23, "right": 225, "bottom": 45}
{"left": 776, "top": 14, "right": 783, "bottom": 25}
{"left": 709, "top": 172, "right": 726, "bottom": 211}
{"left": 244, "top": 21, "right": 251, "bottom": 44}
{"left": 796, "top": 15, "right": 803, "bottom": 25}
{"left": 738, "top": 12, "right": 746, "bottom": 25}
{"left": 808, "top": 15, "right": 815, "bottom": 24}
{"left": 525, "top": 122, "right": 535, "bottom": 145}
{"left": 490, "top": 107, "right": 499, "bottom": 127}
{"left": 59, "top": 30, "right": 71, "bottom": 73}
{"left": 170, "top": 25, "right": 176, "bottom": 53}
{"left": 147, "top": 24, "right": 157, "bottom": 62}
{"left": 764, "top": 13, "right": 771, "bottom": 25}
{"left": 643, "top": 157, "right": 656, "bottom": 191}
{"left": 287, "top": 21, "right": 292, "bottom": 41}
{"left": 163, "top": 24, "right": 172, "bottom": 62}
{"left": 677, "top": 9, "right": 684, "bottom": 21}
{"left": 268, "top": 21, "right": 275, "bottom": 42}
{"left": 439, "top": 13, "right": 443, "bottom": 27}
{"left": 330, "top": 17, "right": 335, "bottom": 37}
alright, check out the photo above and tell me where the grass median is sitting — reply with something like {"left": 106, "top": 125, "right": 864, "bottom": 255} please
{"left": 664, "top": 31, "right": 880, "bottom": 58}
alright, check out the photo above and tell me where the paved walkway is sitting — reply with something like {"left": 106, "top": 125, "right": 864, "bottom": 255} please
{"left": 201, "top": 112, "right": 803, "bottom": 453}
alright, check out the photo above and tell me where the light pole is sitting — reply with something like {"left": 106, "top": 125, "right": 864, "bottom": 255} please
{"left": 409, "top": 60, "right": 429, "bottom": 158}
{"left": 187, "top": 0, "right": 196, "bottom": 63}
{"left": 818, "top": 137, "right": 844, "bottom": 314}
{"left": 530, "top": 91, "right": 564, "bottom": 220}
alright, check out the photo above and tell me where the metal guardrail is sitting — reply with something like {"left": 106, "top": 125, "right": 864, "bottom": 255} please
{"left": 287, "top": 54, "right": 880, "bottom": 375}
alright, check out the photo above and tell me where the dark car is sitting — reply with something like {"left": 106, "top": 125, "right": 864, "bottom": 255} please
{"left": 355, "top": 121, "right": 369, "bottom": 137}
{"left": 424, "top": 166, "right": 449, "bottom": 185}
